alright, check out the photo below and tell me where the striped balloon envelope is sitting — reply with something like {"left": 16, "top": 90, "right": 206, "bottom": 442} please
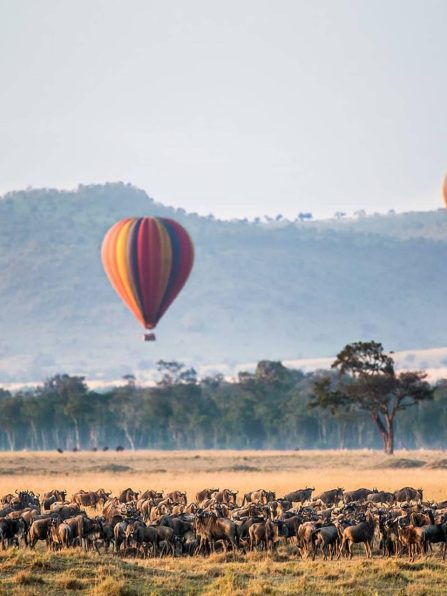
{"left": 101, "top": 217, "right": 194, "bottom": 336}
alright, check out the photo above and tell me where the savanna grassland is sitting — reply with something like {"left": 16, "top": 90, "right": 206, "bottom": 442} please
{"left": 2, "top": 449, "right": 447, "bottom": 595}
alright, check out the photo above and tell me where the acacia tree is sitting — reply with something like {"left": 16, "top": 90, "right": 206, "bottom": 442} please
{"left": 311, "top": 341, "right": 433, "bottom": 454}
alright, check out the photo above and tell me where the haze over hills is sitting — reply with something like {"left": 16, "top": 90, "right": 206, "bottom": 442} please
{"left": 0, "top": 183, "right": 446, "bottom": 383}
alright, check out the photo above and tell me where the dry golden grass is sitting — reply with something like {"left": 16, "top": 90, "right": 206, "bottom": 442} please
{"left": 1, "top": 548, "right": 447, "bottom": 595}
{"left": 1, "top": 449, "right": 447, "bottom": 501}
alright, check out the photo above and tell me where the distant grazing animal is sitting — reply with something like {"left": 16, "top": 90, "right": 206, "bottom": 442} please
{"left": 283, "top": 487, "right": 314, "bottom": 504}
{"left": 316, "top": 488, "right": 344, "bottom": 507}
{"left": 394, "top": 487, "right": 423, "bottom": 504}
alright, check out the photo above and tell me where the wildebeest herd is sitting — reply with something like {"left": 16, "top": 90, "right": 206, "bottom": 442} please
{"left": 1, "top": 485, "right": 447, "bottom": 562}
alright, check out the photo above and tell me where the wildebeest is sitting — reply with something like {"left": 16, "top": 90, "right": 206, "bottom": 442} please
{"left": 297, "top": 521, "right": 318, "bottom": 559}
{"left": 313, "top": 524, "right": 339, "bottom": 560}
{"left": 283, "top": 487, "right": 314, "bottom": 505}
{"left": 397, "top": 524, "right": 424, "bottom": 561}
{"left": 196, "top": 488, "right": 219, "bottom": 503}
{"left": 0, "top": 518, "right": 26, "bottom": 549}
{"left": 367, "top": 491, "right": 394, "bottom": 504}
{"left": 420, "top": 523, "right": 447, "bottom": 559}
{"left": 42, "top": 489, "right": 66, "bottom": 503}
{"left": 72, "top": 489, "right": 111, "bottom": 509}
{"left": 118, "top": 488, "right": 140, "bottom": 503}
{"left": 166, "top": 491, "right": 187, "bottom": 506}
{"left": 50, "top": 502, "right": 81, "bottom": 520}
{"left": 214, "top": 489, "right": 238, "bottom": 506}
{"left": 28, "top": 518, "right": 53, "bottom": 549}
{"left": 316, "top": 488, "right": 344, "bottom": 507}
{"left": 156, "top": 525, "right": 177, "bottom": 556}
{"left": 394, "top": 487, "right": 423, "bottom": 504}
{"left": 242, "top": 489, "right": 273, "bottom": 506}
{"left": 140, "top": 490, "right": 164, "bottom": 501}
{"left": 125, "top": 521, "right": 158, "bottom": 557}
{"left": 339, "top": 513, "right": 376, "bottom": 559}
{"left": 195, "top": 511, "right": 239, "bottom": 553}
{"left": 249, "top": 520, "right": 281, "bottom": 552}
{"left": 49, "top": 519, "right": 72, "bottom": 550}
{"left": 343, "top": 488, "right": 376, "bottom": 504}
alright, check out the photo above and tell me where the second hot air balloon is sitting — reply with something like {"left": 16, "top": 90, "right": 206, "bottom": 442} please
{"left": 443, "top": 173, "right": 447, "bottom": 208}
{"left": 101, "top": 217, "right": 194, "bottom": 340}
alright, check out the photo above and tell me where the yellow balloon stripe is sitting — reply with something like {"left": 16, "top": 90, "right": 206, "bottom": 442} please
{"left": 101, "top": 218, "right": 145, "bottom": 327}
{"left": 115, "top": 219, "right": 142, "bottom": 319}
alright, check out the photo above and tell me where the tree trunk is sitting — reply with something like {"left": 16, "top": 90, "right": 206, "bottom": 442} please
{"left": 5, "top": 430, "right": 15, "bottom": 450}
{"left": 122, "top": 422, "right": 136, "bottom": 450}
{"left": 384, "top": 415, "right": 394, "bottom": 455}
{"left": 338, "top": 421, "right": 347, "bottom": 449}
{"left": 72, "top": 417, "right": 81, "bottom": 450}
{"left": 371, "top": 413, "right": 393, "bottom": 455}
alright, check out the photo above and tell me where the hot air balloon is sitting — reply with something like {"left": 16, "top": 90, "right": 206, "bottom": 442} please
{"left": 443, "top": 173, "right": 447, "bottom": 208}
{"left": 101, "top": 217, "right": 194, "bottom": 340}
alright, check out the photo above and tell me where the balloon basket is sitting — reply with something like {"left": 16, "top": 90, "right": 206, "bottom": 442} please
{"left": 144, "top": 332, "right": 156, "bottom": 342}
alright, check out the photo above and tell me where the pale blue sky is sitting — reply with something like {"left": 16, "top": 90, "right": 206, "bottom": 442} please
{"left": 0, "top": 0, "right": 446, "bottom": 219}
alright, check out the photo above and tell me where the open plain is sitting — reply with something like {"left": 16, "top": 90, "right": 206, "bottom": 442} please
{"left": 2, "top": 449, "right": 447, "bottom": 595}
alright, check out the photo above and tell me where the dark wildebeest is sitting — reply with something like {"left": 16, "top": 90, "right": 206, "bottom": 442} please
{"left": 249, "top": 520, "right": 281, "bottom": 552}
{"left": 182, "top": 530, "right": 198, "bottom": 555}
{"left": 113, "top": 520, "right": 129, "bottom": 552}
{"left": 49, "top": 519, "right": 72, "bottom": 550}
{"left": 196, "top": 488, "right": 219, "bottom": 503}
{"left": 118, "top": 488, "right": 139, "bottom": 503}
{"left": 242, "top": 489, "right": 273, "bottom": 506}
{"left": 397, "top": 525, "right": 424, "bottom": 561}
{"left": 140, "top": 490, "right": 164, "bottom": 501}
{"left": 297, "top": 521, "right": 318, "bottom": 559}
{"left": 0, "top": 518, "right": 26, "bottom": 549}
{"left": 316, "top": 488, "right": 344, "bottom": 507}
{"left": 420, "top": 523, "right": 447, "bottom": 559}
{"left": 166, "top": 491, "right": 187, "bottom": 506}
{"left": 42, "top": 489, "right": 66, "bottom": 503}
{"left": 313, "top": 524, "right": 339, "bottom": 560}
{"left": 50, "top": 502, "right": 81, "bottom": 520}
{"left": 0, "top": 494, "right": 15, "bottom": 506}
{"left": 12, "top": 490, "right": 40, "bottom": 511}
{"left": 343, "top": 488, "right": 376, "bottom": 504}
{"left": 159, "top": 515, "right": 193, "bottom": 538}
{"left": 156, "top": 525, "right": 177, "bottom": 556}
{"left": 125, "top": 521, "right": 158, "bottom": 557}
{"left": 28, "top": 518, "right": 53, "bottom": 549}
{"left": 367, "top": 491, "right": 394, "bottom": 505}
{"left": 195, "top": 511, "right": 239, "bottom": 553}
{"left": 394, "top": 487, "right": 423, "bottom": 504}
{"left": 214, "top": 489, "right": 238, "bottom": 506}
{"left": 379, "top": 517, "right": 400, "bottom": 557}
{"left": 283, "top": 487, "right": 314, "bottom": 505}
{"left": 72, "top": 489, "right": 111, "bottom": 509}
{"left": 339, "top": 512, "right": 376, "bottom": 559}
{"left": 410, "top": 511, "right": 435, "bottom": 527}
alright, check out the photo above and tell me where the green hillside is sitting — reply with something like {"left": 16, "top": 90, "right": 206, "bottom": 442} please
{"left": 0, "top": 183, "right": 446, "bottom": 382}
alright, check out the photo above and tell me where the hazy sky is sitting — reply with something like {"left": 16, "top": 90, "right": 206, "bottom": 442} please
{"left": 1, "top": 0, "right": 446, "bottom": 219}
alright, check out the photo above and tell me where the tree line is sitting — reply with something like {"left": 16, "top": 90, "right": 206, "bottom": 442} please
{"left": 0, "top": 343, "right": 444, "bottom": 453}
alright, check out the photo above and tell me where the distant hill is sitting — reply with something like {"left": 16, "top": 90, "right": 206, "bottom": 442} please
{"left": 0, "top": 183, "right": 446, "bottom": 382}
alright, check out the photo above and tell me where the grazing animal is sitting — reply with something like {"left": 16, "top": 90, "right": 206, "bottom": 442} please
{"left": 394, "top": 487, "right": 423, "bottom": 504}
{"left": 283, "top": 487, "right": 314, "bottom": 505}
{"left": 316, "top": 488, "right": 344, "bottom": 507}
{"left": 339, "top": 513, "right": 376, "bottom": 559}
